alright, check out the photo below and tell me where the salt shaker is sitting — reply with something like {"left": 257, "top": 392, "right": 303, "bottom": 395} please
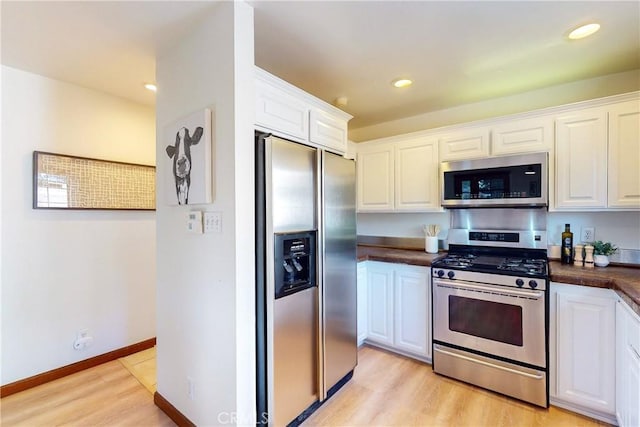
{"left": 573, "top": 244, "right": 584, "bottom": 266}
{"left": 584, "top": 245, "right": 595, "bottom": 268}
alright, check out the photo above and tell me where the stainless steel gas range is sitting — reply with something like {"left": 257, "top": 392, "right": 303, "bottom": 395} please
{"left": 431, "top": 209, "right": 549, "bottom": 408}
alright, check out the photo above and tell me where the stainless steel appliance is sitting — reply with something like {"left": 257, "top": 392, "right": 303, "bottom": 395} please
{"left": 431, "top": 209, "right": 549, "bottom": 408}
{"left": 256, "top": 134, "right": 357, "bottom": 426}
{"left": 441, "top": 152, "right": 548, "bottom": 208}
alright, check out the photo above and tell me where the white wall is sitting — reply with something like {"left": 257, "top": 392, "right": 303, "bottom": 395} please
{"left": 155, "top": 2, "right": 255, "bottom": 425}
{"left": 357, "top": 211, "right": 640, "bottom": 251}
{"left": 1, "top": 66, "right": 156, "bottom": 385}
{"left": 350, "top": 69, "right": 640, "bottom": 142}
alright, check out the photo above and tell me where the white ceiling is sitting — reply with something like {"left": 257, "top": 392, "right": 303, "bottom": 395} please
{"left": 2, "top": 1, "right": 639, "bottom": 131}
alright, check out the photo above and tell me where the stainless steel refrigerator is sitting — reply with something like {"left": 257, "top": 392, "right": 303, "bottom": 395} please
{"left": 255, "top": 134, "right": 357, "bottom": 426}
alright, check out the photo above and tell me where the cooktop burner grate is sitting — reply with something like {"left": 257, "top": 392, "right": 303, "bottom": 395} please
{"left": 433, "top": 251, "right": 548, "bottom": 278}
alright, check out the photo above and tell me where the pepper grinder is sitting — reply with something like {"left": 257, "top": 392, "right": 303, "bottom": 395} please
{"left": 584, "top": 245, "right": 595, "bottom": 268}
{"left": 574, "top": 244, "right": 584, "bottom": 266}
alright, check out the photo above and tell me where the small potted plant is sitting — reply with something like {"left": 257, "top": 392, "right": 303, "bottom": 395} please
{"left": 592, "top": 240, "right": 618, "bottom": 267}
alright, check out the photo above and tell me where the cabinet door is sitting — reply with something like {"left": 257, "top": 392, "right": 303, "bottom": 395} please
{"left": 616, "top": 300, "right": 628, "bottom": 426}
{"left": 309, "top": 108, "right": 348, "bottom": 154}
{"left": 439, "top": 127, "right": 490, "bottom": 161}
{"left": 393, "top": 265, "right": 429, "bottom": 357}
{"left": 255, "top": 78, "right": 308, "bottom": 141}
{"left": 554, "top": 284, "right": 616, "bottom": 414}
{"left": 555, "top": 108, "right": 608, "bottom": 209}
{"left": 357, "top": 262, "right": 368, "bottom": 346}
{"left": 616, "top": 299, "right": 640, "bottom": 427}
{"left": 627, "top": 349, "right": 640, "bottom": 427}
{"left": 366, "top": 262, "right": 394, "bottom": 346}
{"left": 491, "top": 116, "right": 553, "bottom": 155}
{"left": 608, "top": 100, "right": 640, "bottom": 209}
{"left": 356, "top": 145, "right": 394, "bottom": 211}
{"left": 394, "top": 137, "right": 440, "bottom": 211}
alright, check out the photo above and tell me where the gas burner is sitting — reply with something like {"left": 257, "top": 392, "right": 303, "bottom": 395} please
{"left": 442, "top": 261, "right": 471, "bottom": 269}
{"left": 433, "top": 251, "right": 548, "bottom": 278}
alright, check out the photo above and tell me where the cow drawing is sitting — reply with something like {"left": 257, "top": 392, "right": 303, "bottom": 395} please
{"left": 166, "top": 126, "right": 203, "bottom": 205}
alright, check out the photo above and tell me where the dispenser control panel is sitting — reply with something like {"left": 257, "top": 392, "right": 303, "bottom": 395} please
{"left": 274, "top": 231, "right": 317, "bottom": 299}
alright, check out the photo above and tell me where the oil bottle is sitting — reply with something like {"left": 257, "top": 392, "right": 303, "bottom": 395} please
{"left": 561, "top": 223, "right": 573, "bottom": 264}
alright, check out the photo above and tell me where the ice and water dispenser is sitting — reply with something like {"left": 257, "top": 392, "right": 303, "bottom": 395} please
{"left": 274, "top": 231, "right": 316, "bottom": 299}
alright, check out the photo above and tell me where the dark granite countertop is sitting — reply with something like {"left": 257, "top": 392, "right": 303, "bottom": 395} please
{"left": 357, "top": 245, "right": 444, "bottom": 267}
{"left": 549, "top": 261, "right": 640, "bottom": 316}
{"left": 357, "top": 245, "right": 640, "bottom": 315}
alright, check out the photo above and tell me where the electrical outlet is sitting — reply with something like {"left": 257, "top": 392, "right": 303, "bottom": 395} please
{"left": 581, "top": 226, "right": 595, "bottom": 243}
{"left": 73, "top": 329, "right": 93, "bottom": 350}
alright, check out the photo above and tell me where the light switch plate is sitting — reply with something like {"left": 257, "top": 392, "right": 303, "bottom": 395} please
{"left": 204, "top": 211, "right": 222, "bottom": 233}
{"left": 187, "top": 211, "right": 203, "bottom": 234}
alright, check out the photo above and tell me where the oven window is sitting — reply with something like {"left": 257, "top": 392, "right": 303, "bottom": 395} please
{"left": 448, "top": 295, "right": 523, "bottom": 346}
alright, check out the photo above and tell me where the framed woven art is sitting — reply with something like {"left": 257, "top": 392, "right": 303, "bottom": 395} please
{"left": 33, "top": 151, "right": 156, "bottom": 210}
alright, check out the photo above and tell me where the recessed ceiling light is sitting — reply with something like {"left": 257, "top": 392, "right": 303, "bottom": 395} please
{"left": 568, "top": 23, "right": 600, "bottom": 40}
{"left": 392, "top": 78, "right": 413, "bottom": 88}
{"left": 144, "top": 83, "right": 157, "bottom": 92}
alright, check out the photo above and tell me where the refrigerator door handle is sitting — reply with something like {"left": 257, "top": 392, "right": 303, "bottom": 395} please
{"left": 317, "top": 148, "right": 326, "bottom": 400}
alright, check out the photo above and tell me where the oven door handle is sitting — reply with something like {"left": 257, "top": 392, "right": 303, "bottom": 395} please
{"left": 434, "top": 346, "right": 545, "bottom": 380}
{"left": 435, "top": 280, "right": 544, "bottom": 300}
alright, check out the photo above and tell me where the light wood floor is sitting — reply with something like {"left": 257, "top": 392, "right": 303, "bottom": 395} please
{"left": 1, "top": 355, "right": 174, "bottom": 427}
{"left": 305, "top": 345, "right": 610, "bottom": 427}
{"left": 1, "top": 345, "right": 609, "bottom": 426}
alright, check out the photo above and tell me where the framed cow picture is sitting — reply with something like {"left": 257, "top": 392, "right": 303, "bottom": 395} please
{"left": 164, "top": 108, "right": 214, "bottom": 205}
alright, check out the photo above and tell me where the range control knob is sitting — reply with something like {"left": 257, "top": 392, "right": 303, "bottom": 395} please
{"left": 516, "top": 279, "right": 524, "bottom": 287}
{"left": 437, "top": 270, "right": 445, "bottom": 278}
{"left": 529, "top": 280, "right": 538, "bottom": 289}
{"left": 447, "top": 271, "right": 455, "bottom": 279}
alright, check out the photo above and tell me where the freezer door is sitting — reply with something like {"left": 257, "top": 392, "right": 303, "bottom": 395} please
{"left": 322, "top": 152, "right": 357, "bottom": 393}
{"left": 269, "top": 136, "right": 317, "bottom": 233}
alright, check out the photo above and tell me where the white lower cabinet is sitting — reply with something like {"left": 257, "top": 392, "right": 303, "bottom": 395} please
{"left": 550, "top": 282, "right": 617, "bottom": 423}
{"left": 357, "top": 262, "right": 368, "bottom": 346}
{"left": 364, "top": 261, "right": 431, "bottom": 361}
{"left": 616, "top": 298, "right": 640, "bottom": 427}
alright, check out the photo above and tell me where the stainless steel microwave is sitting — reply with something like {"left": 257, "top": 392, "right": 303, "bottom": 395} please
{"left": 441, "top": 152, "right": 548, "bottom": 208}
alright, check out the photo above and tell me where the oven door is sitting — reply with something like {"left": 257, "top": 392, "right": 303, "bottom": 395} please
{"left": 433, "top": 278, "right": 546, "bottom": 368}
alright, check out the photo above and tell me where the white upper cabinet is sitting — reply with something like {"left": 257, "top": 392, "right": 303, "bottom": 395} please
{"left": 356, "top": 143, "right": 394, "bottom": 211}
{"left": 394, "top": 137, "right": 439, "bottom": 211}
{"left": 255, "top": 77, "right": 308, "bottom": 141}
{"left": 491, "top": 116, "right": 553, "bottom": 155}
{"left": 555, "top": 107, "right": 609, "bottom": 210}
{"left": 354, "top": 91, "right": 638, "bottom": 212}
{"left": 439, "top": 127, "right": 490, "bottom": 161}
{"left": 608, "top": 100, "right": 640, "bottom": 208}
{"left": 356, "top": 135, "right": 440, "bottom": 212}
{"left": 555, "top": 98, "right": 640, "bottom": 211}
{"left": 309, "top": 108, "right": 349, "bottom": 154}
{"left": 254, "top": 67, "right": 352, "bottom": 154}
